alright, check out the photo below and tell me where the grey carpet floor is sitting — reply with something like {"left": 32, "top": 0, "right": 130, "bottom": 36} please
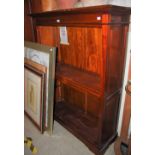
{"left": 24, "top": 116, "right": 115, "bottom": 155}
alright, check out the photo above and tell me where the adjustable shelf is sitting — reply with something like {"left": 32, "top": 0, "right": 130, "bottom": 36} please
{"left": 56, "top": 63, "right": 101, "bottom": 96}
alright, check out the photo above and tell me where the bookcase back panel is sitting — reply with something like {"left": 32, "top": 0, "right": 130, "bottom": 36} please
{"left": 59, "top": 83, "right": 101, "bottom": 118}
{"left": 59, "top": 27, "right": 102, "bottom": 75}
{"left": 62, "top": 84, "right": 85, "bottom": 111}
{"left": 85, "top": 27, "right": 102, "bottom": 74}
{"left": 87, "top": 93, "right": 100, "bottom": 118}
{"left": 36, "top": 26, "right": 59, "bottom": 47}
{"left": 60, "top": 27, "right": 85, "bottom": 70}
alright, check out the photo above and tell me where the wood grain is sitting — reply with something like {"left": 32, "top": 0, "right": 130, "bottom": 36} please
{"left": 36, "top": 26, "right": 59, "bottom": 46}
{"left": 24, "top": 0, "right": 34, "bottom": 41}
{"left": 29, "top": 0, "right": 42, "bottom": 13}
{"left": 59, "top": 27, "right": 102, "bottom": 75}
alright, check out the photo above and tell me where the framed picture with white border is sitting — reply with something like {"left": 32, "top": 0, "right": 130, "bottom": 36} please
{"left": 24, "top": 63, "right": 46, "bottom": 133}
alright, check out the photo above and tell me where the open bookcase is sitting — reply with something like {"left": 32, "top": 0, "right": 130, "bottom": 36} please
{"left": 30, "top": 5, "right": 130, "bottom": 155}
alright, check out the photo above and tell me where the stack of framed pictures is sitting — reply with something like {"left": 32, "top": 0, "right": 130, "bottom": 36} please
{"left": 24, "top": 41, "right": 56, "bottom": 134}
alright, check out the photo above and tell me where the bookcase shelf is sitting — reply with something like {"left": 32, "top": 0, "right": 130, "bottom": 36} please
{"left": 55, "top": 101, "right": 99, "bottom": 144}
{"left": 56, "top": 63, "right": 101, "bottom": 96}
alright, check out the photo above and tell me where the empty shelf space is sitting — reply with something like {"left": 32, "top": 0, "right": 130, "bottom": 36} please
{"left": 54, "top": 101, "right": 99, "bottom": 144}
{"left": 56, "top": 64, "right": 101, "bottom": 95}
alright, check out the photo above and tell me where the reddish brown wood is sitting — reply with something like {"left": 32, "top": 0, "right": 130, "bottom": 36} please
{"left": 31, "top": 5, "right": 131, "bottom": 17}
{"left": 35, "top": 14, "right": 103, "bottom": 27}
{"left": 29, "top": 0, "right": 42, "bottom": 13}
{"left": 59, "top": 27, "right": 102, "bottom": 75}
{"left": 61, "top": 84, "right": 85, "bottom": 111}
{"left": 55, "top": 101, "right": 99, "bottom": 144}
{"left": 24, "top": 0, "right": 34, "bottom": 41}
{"left": 105, "top": 24, "right": 128, "bottom": 96}
{"left": 29, "top": 5, "right": 130, "bottom": 155}
{"left": 30, "top": 5, "right": 130, "bottom": 27}
{"left": 24, "top": 58, "right": 47, "bottom": 73}
{"left": 56, "top": 64, "right": 101, "bottom": 96}
{"left": 36, "top": 26, "right": 59, "bottom": 46}
{"left": 87, "top": 93, "right": 100, "bottom": 117}
{"left": 59, "top": 27, "right": 86, "bottom": 70}
{"left": 102, "top": 93, "right": 120, "bottom": 141}
{"left": 97, "top": 14, "right": 109, "bottom": 145}
{"left": 85, "top": 27, "right": 102, "bottom": 74}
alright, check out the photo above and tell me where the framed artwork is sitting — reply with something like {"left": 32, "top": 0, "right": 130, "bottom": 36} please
{"left": 24, "top": 63, "right": 46, "bottom": 133}
{"left": 24, "top": 41, "right": 56, "bottom": 135}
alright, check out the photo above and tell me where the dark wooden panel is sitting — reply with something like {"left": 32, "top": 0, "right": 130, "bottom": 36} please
{"left": 55, "top": 80, "right": 62, "bottom": 102}
{"left": 55, "top": 101, "right": 99, "bottom": 144}
{"left": 102, "top": 94, "right": 120, "bottom": 142}
{"left": 56, "top": 82, "right": 101, "bottom": 119}
{"left": 87, "top": 93, "right": 100, "bottom": 118}
{"left": 29, "top": 0, "right": 42, "bottom": 13}
{"left": 24, "top": 0, "right": 34, "bottom": 41}
{"left": 34, "top": 14, "right": 130, "bottom": 28}
{"left": 62, "top": 84, "right": 85, "bottom": 110}
{"left": 105, "top": 25, "right": 128, "bottom": 96}
{"left": 35, "top": 13, "right": 103, "bottom": 26}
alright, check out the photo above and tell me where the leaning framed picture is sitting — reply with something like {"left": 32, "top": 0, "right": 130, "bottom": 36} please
{"left": 24, "top": 41, "right": 56, "bottom": 135}
{"left": 24, "top": 63, "right": 47, "bottom": 133}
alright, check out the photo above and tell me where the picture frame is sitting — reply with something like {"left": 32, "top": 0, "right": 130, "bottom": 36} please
{"left": 24, "top": 41, "right": 56, "bottom": 135}
{"left": 24, "top": 63, "right": 47, "bottom": 133}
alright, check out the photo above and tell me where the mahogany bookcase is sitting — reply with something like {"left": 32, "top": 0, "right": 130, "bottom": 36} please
{"left": 30, "top": 5, "right": 130, "bottom": 155}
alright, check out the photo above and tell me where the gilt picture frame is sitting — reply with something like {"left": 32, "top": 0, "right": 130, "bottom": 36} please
{"left": 24, "top": 64, "right": 46, "bottom": 133}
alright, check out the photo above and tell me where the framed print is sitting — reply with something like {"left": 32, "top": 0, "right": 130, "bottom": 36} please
{"left": 24, "top": 41, "right": 56, "bottom": 135}
{"left": 24, "top": 63, "right": 46, "bottom": 133}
